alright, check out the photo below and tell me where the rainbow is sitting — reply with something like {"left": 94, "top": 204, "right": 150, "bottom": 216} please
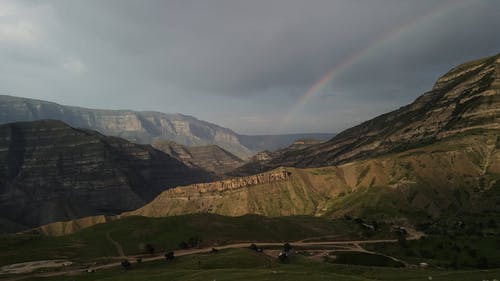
{"left": 282, "top": 0, "right": 471, "bottom": 127}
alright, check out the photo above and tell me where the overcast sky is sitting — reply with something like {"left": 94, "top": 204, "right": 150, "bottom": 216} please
{"left": 0, "top": 0, "right": 499, "bottom": 134}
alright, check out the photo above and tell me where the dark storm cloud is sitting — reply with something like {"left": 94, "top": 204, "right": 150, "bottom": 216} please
{"left": 0, "top": 0, "right": 499, "bottom": 134}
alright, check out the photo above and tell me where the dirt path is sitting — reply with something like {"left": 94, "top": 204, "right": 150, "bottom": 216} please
{"left": 106, "top": 232, "right": 125, "bottom": 257}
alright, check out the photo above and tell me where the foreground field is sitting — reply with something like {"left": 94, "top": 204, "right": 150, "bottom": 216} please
{"left": 0, "top": 214, "right": 392, "bottom": 267}
{"left": 18, "top": 248, "right": 500, "bottom": 281}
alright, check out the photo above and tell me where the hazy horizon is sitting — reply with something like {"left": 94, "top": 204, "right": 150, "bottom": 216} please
{"left": 1, "top": 0, "right": 499, "bottom": 134}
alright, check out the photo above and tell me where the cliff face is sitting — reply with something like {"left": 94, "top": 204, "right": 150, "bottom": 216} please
{"left": 0, "top": 96, "right": 335, "bottom": 159}
{"left": 0, "top": 120, "right": 212, "bottom": 230}
{"left": 0, "top": 97, "right": 253, "bottom": 158}
{"left": 152, "top": 140, "right": 244, "bottom": 175}
{"left": 264, "top": 53, "right": 500, "bottom": 168}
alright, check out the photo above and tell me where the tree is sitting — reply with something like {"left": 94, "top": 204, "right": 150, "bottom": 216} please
{"left": 165, "top": 251, "right": 175, "bottom": 261}
{"left": 397, "top": 232, "right": 407, "bottom": 248}
{"left": 278, "top": 252, "right": 289, "bottom": 263}
{"left": 121, "top": 260, "right": 131, "bottom": 270}
{"left": 249, "top": 243, "right": 258, "bottom": 251}
{"left": 283, "top": 243, "right": 292, "bottom": 253}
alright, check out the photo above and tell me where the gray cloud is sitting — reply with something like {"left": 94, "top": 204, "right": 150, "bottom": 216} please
{"left": 0, "top": 0, "right": 499, "bottom": 134}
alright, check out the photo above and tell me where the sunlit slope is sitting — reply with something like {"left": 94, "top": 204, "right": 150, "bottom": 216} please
{"left": 127, "top": 131, "right": 500, "bottom": 219}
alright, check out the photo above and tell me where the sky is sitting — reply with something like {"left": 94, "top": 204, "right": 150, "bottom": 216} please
{"left": 0, "top": 0, "right": 499, "bottom": 135}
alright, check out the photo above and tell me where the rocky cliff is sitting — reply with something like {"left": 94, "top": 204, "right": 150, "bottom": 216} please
{"left": 152, "top": 140, "right": 244, "bottom": 175}
{"left": 259, "top": 53, "right": 500, "bottom": 169}
{"left": 0, "top": 120, "right": 212, "bottom": 230}
{"left": 0, "top": 97, "right": 253, "bottom": 158}
{"left": 0, "top": 95, "right": 334, "bottom": 159}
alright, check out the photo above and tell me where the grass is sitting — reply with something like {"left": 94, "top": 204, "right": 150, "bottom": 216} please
{"left": 0, "top": 214, "right": 362, "bottom": 266}
{"left": 20, "top": 248, "right": 500, "bottom": 281}
{"left": 366, "top": 234, "right": 500, "bottom": 269}
{"left": 328, "top": 251, "right": 404, "bottom": 267}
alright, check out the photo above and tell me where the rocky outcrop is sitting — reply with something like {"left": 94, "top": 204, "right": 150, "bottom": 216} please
{"left": 0, "top": 120, "right": 212, "bottom": 230}
{"left": 125, "top": 169, "right": 291, "bottom": 217}
{"left": 152, "top": 140, "right": 244, "bottom": 175}
{"left": 260, "top": 53, "right": 500, "bottom": 169}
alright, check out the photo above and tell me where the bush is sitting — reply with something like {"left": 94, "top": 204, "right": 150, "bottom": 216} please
{"left": 165, "top": 251, "right": 175, "bottom": 261}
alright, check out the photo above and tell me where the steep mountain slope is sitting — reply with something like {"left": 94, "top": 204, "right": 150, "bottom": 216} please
{"left": 260, "top": 53, "right": 500, "bottom": 169}
{"left": 0, "top": 96, "right": 252, "bottom": 158}
{"left": 125, "top": 131, "right": 500, "bottom": 220}
{"left": 0, "top": 95, "right": 334, "bottom": 158}
{"left": 35, "top": 129, "right": 500, "bottom": 236}
{"left": 152, "top": 140, "right": 244, "bottom": 174}
{"left": 0, "top": 120, "right": 212, "bottom": 231}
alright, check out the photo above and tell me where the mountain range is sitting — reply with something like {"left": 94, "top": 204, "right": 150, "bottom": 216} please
{"left": 1, "top": 53, "right": 499, "bottom": 236}
{"left": 31, "top": 53, "right": 500, "bottom": 237}
{"left": 0, "top": 95, "right": 334, "bottom": 159}
{"left": 0, "top": 120, "right": 213, "bottom": 232}
{"left": 240, "top": 53, "right": 500, "bottom": 172}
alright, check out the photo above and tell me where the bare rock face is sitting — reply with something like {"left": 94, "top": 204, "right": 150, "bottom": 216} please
{"left": 0, "top": 120, "right": 212, "bottom": 230}
{"left": 152, "top": 140, "right": 244, "bottom": 175}
{"left": 265, "top": 53, "right": 500, "bottom": 168}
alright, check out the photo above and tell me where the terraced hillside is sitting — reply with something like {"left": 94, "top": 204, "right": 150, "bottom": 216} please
{"left": 244, "top": 53, "right": 500, "bottom": 171}
{"left": 126, "top": 131, "right": 500, "bottom": 220}
{"left": 152, "top": 140, "right": 244, "bottom": 175}
{"left": 0, "top": 120, "right": 212, "bottom": 232}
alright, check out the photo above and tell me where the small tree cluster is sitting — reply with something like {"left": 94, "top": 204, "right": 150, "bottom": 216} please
{"left": 121, "top": 260, "right": 131, "bottom": 270}
{"left": 249, "top": 243, "right": 263, "bottom": 252}
{"left": 165, "top": 251, "right": 175, "bottom": 261}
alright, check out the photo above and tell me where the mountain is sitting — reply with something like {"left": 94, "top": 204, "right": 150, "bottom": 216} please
{"left": 152, "top": 140, "right": 244, "bottom": 175}
{"left": 0, "top": 120, "right": 212, "bottom": 232}
{"left": 126, "top": 131, "right": 500, "bottom": 219}
{"left": 40, "top": 130, "right": 500, "bottom": 236}
{"left": 256, "top": 53, "right": 500, "bottom": 169}
{"left": 0, "top": 95, "right": 334, "bottom": 158}
{"left": 229, "top": 138, "right": 325, "bottom": 176}
{"left": 32, "top": 53, "right": 500, "bottom": 235}
{"left": 237, "top": 133, "right": 334, "bottom": 152}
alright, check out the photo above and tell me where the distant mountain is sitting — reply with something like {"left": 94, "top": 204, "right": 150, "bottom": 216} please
{"left": 0, "top": 95, "right": 334, "bottom": 158}
{"left": 257, "top": 53, "right": 500, "bottom": 169}
{"left": 229, "top": 139, "right": 325, "bottom": 176}
{"left": 152, "top": 140, "right": 244, "bottom": 175}
{"left": 237, "top": 134, "right": 334, "bottom": 152}
{"left": 0, "top": 120, "right": 212, "bottom": 232}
